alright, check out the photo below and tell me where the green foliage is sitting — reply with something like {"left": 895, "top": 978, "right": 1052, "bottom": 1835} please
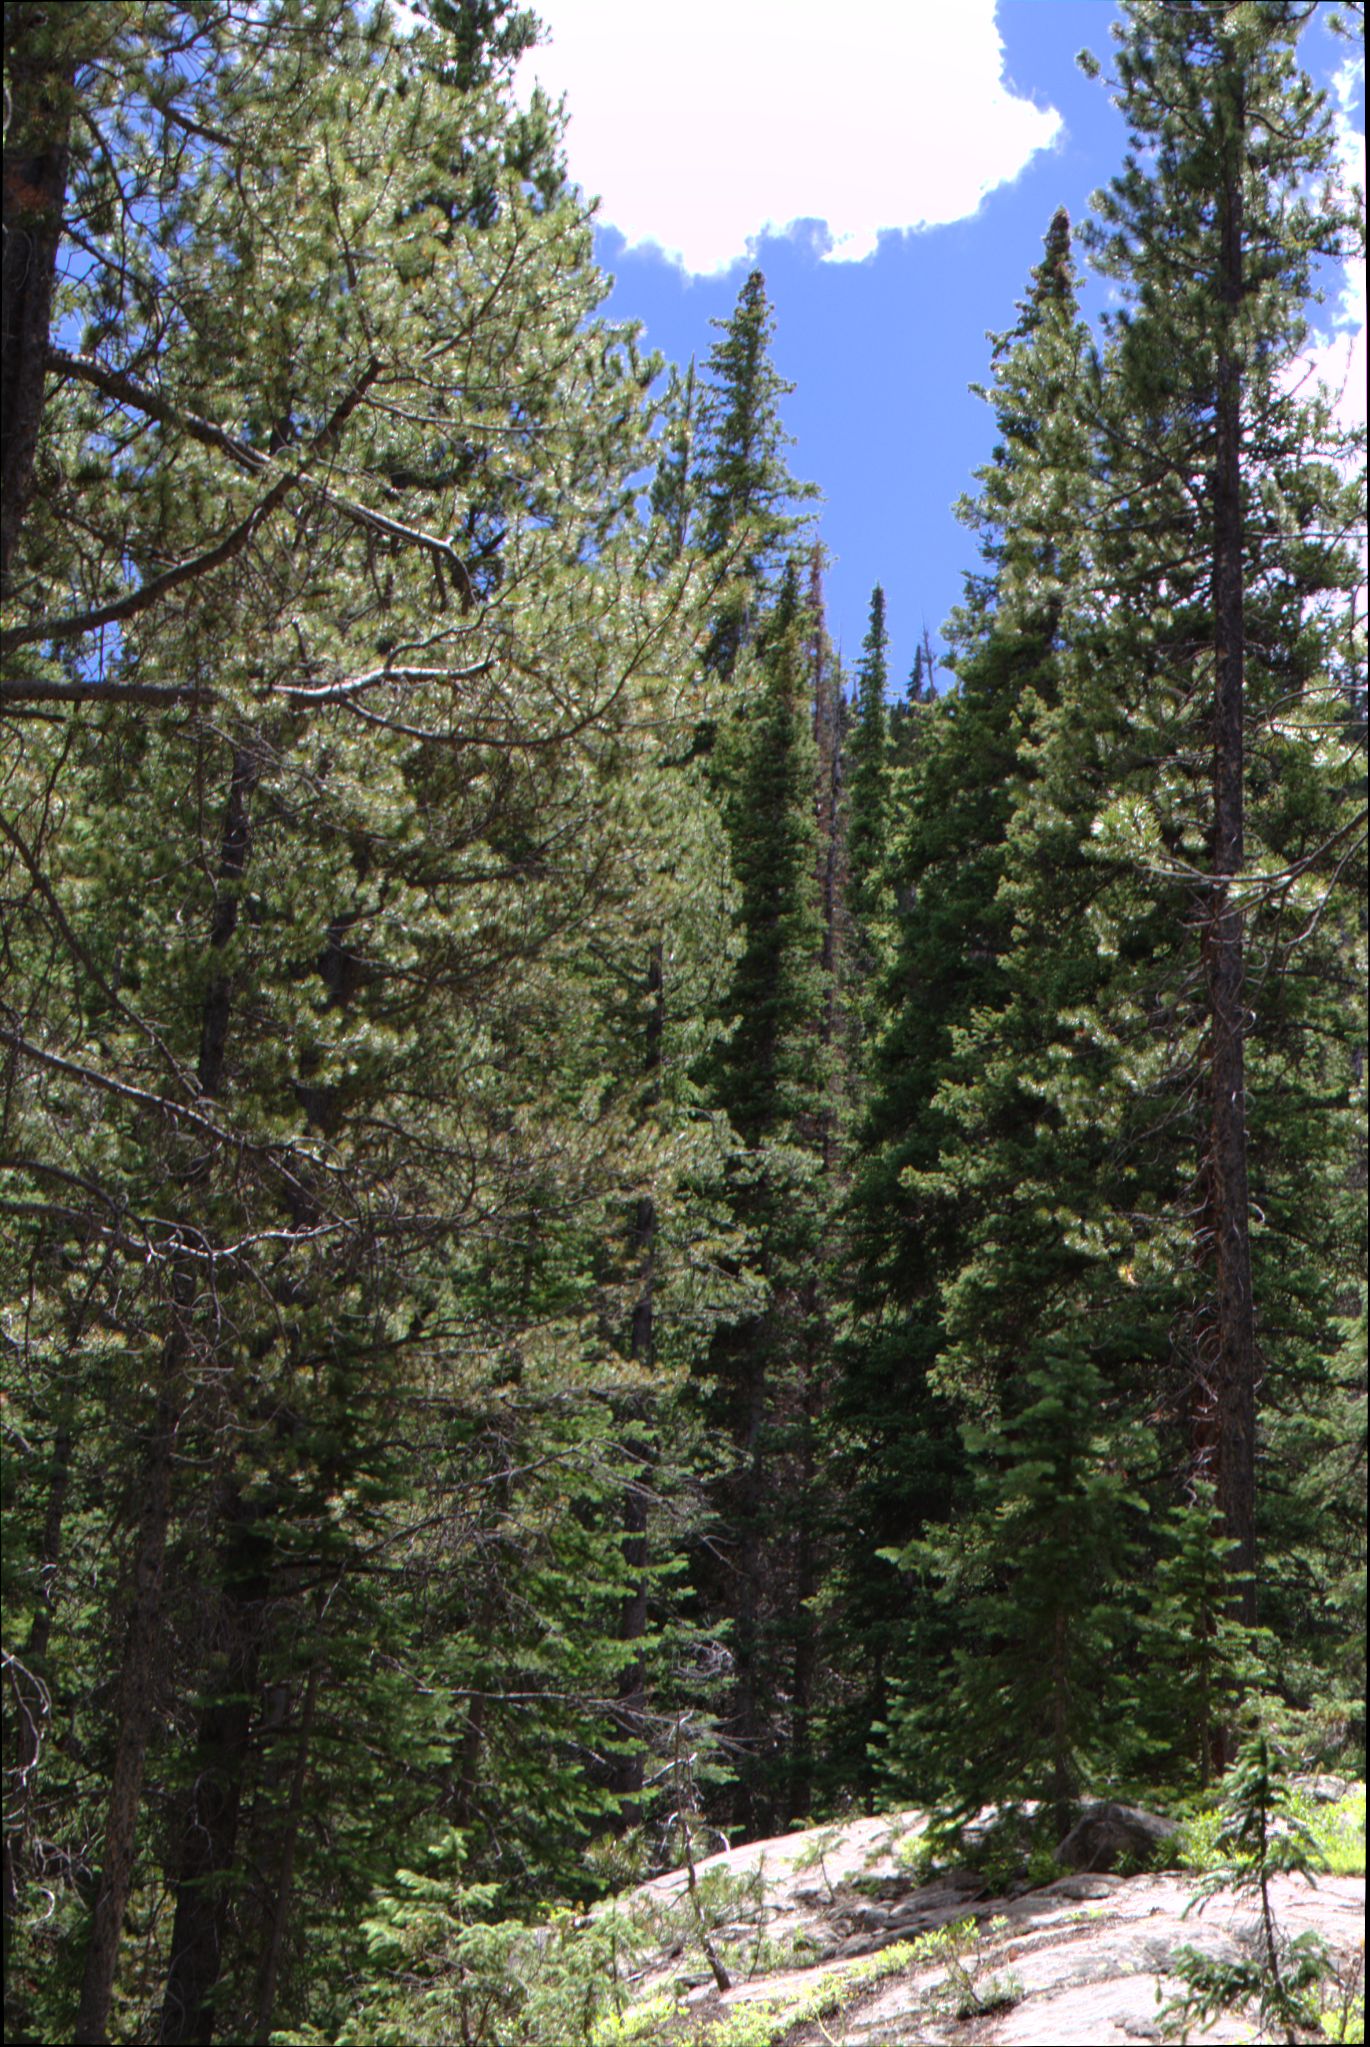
{"left": 590, "top": 1995, "right": 678, "bottom": 2045}
{"left": 1133, "top": 1488, "right": 1269, "bottom": 1789}
{"left": 695, "top": 553, "right": 840, "bottom": 1831}
{"left": 713, "top": 575, "right": 828, "bottom": 1146}
{"left": 693, "top": 270, "right": 817, "bottom": 683}
{"left": 696, "top": 1939, "right": 919, "bottom": 2047}
{"left": 835, "top": 204, "right": 1106, "bottom": 1812}
{"left": 1321, "top": 1983, "right": 1366, "bottom": 2046}
{"left": 859, "top": 0, "right": 1366, "bottom": 1830}
{"left": 1317, "top": 1786, "right": 1368, "bottom": 1879}
{"left": 846, "top": 583, "right": 892, "bottom": 947}
{"left": 888, "top": 1351, "right": 1144, "bottom": 1827}
{"left": 1162, "top": 1726, "right": 1339, "bottom": 2045}
{"left": 1177, "top": 1781, "right": 1366, "bottom": 1882}
{"left": 317, "top": 1828, "right": 816, "bottom": 2047}
{"left": 905, "top": 1803, "right": 1065, "bottom": 1899}
{"left": 910, "top": 1916, "right": 1023, "bottom": 2022}
{"left": 1, "top": 2, "right": 1364, "bottom": 2038}
{"left": 1, "top": 5, "right": 742, "bottom": 2039}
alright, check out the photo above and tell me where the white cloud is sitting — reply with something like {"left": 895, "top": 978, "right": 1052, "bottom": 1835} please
{"left": 514, "top": 1, "right": 1062, "bottom": 275}
{"left": 1295, "top": 56, "right": 1367, "bottom": 434}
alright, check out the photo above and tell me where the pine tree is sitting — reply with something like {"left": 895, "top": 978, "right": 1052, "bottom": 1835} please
{"left": 832, "top": 209, "right": 1098, "bottom": 1805}
{"left": 674, "top": 273, "right": 833, "bottom": 1831}
{"left": 886, "top": 1350, "right": 1142, "bottom": 1833}
{"left": 699, "top": 565, "right": 834, "bottom": 1831}
{"left": 648, "top": 359, "right": 699, "bottom": 572}
{"left": 808, "top": 546, "right": 850, "bottom": 1170}
{"left": 1135, "top": 1488, "right": 1263, "bottom": 1790}
{"left": 1078, "top": 0, "right": 1366, "bottom": 1644}
{"left": 846, "top": 584, "right": 891, "bottom": 954}
{"left": 887, "top": 640, "right": 939, "bottom": 771}
{"left": 882, "top": 7, "right": 1365, "bottom": 1816}
{"left": 0, "top": 6, "right": 736, "bottom": 2037}
{"left": 693, "top": 270, "right": 816, "bottom": 685}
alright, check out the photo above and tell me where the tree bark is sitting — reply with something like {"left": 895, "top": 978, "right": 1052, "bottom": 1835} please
{"left": 252, "top": 1665, "right": 319, "bottom": 2045}
{"left": 157, "top": 748, "right": 263, "bottom": 2044}
{"left": 1, "top": 6, "right": 74, "bottom": 593}
{"left": 74, "top": 745, "right": 258, "bottom": 2043}
{"left": 449, "top": 1691, "right": 486, "bottom": 1828}
{"left": 73, "top": 1366, "right": 181, "bottom": 2046}
{"left": 158, "top": 1498, "right": 269, "bottom": 2046}
{"left": 608, "top": 942, "right": 664, "bottom": 1807}
{"left": 1203, "top": 96, "right": 1259, "bottom": 1633}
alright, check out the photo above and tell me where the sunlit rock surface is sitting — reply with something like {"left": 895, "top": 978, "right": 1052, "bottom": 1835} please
{"left": 622, "top": 1804, "right": 1365, "bottom": 2043}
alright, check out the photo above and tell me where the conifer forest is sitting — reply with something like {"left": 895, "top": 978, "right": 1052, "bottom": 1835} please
{"left": 1, "top": 3, "right": 1366, "bottom": 2043}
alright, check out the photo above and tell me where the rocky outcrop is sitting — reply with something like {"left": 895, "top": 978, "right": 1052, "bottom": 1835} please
{"left": 623, "top": 1799, "right": 1365, "bottom": 2044}
{"left": 1054, "top": 1801, "right": 1179, "bottom": 1873}
{"left": 1294, "top": 1772, "right": 1353, "bottom": 1804}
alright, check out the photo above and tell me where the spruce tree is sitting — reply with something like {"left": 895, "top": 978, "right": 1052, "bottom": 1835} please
{"left": 833, "top": 209, "right": 1098, "bottom": 1804}
{"left": 846, "top": 584, "right": 892, "bottom": 957}
{"left": 886, "top": 1350, "right": 1142, "bottom": 1833}
{"left": 646, "top": 358, "right": 698, "bottom": 569}
{"left": 700, "top": 564, "right": 833, "bottom": 1831}
{"left": 693, "top": 270, "right": 816, "bottom": 685}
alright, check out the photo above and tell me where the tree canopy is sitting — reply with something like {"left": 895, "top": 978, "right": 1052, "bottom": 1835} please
{"left": 2, "top": 4, "right": 1364, "bottom": 2043}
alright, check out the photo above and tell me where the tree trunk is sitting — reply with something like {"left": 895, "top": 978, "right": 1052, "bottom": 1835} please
{"left": 4, "top": 1403, "right": 75, "bottom": 2037}
{"left": 1203, "top": 103, "right": 1258, "bottom": 1633}
{"left": 252, "top": 1665, "right": 319, "bottom": 2044}
{"left": 1, "top": 7, "right": 74, "bottom": 592}
{"left": 74, "top": 744, "right": 258, "bottom": 2043}
{"left": 158, "top": 1499, "right": 269, "bottom": 2046}
{"left": 609, "top": 943, "right": 664, "bottom": 1808}
{"left": 73, "top": 1369, "right": 181, "bottom": 2046}
{"left": 450, "top": 1691, "right": 486, "bottom": 1828}
{"left": 197, "top": 746, "right": 259, "bottom": 1096}
{"left": 157, "top": 748, "right": 263, "bottom": 2044}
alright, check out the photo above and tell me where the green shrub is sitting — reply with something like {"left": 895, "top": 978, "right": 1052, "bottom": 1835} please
{"left": 1315, "top": 1785, "right": 1366, "bottom": 1878}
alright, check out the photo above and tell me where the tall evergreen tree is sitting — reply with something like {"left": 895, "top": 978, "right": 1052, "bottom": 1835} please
{"left": 0, "top": 7, "right": 737, "bottom": 2037}
{"left": 881, "top": 5, "right": 1364, "bottom": 1815}
{"left": 693, "top": 270, "right": 816, "bottom": 685}
{"left": 699, "top": 563, "right": 834, "bottom": 1831}
{"left": 831, "top": 208, "right": 1096, "bottom": 1804}
{"left": 1078, "top": 0, "right": 1366, "bottom": 1639}
{"left": 846, "top": 585, "right": 891, "bottom": 951}
{"left": 887, "top": 641, "right": 939, "bottom": 770}
{"left": 647, "top": 359, "right": 699, "bottom": 573}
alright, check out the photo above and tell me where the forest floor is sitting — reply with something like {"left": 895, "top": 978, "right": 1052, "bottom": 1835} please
{"left": 616, "top": 1805, "right": 1366, "bottom": 2044}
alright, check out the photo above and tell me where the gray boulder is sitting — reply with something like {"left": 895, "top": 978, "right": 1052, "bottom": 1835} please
{"left": 1055, "top": 1801, "right": 1178, "bottom": 1874}
{"left": 1293, "top": 1773, "right": 1352, "bottom": 1804}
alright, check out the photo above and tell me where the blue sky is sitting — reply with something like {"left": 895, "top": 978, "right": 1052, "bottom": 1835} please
{"left": 515, "top": 2, "right": 1366, "bottom": 693}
